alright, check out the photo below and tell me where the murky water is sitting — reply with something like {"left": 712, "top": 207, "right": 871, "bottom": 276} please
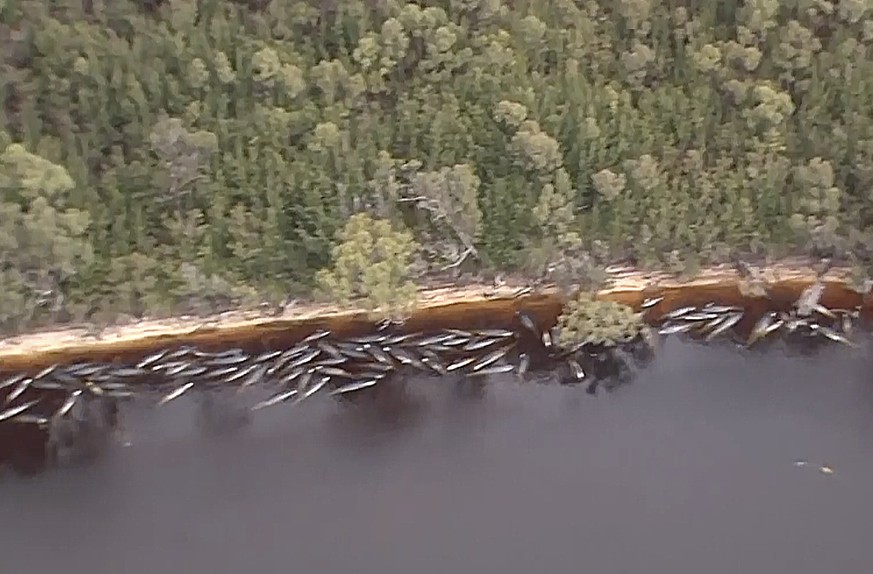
{"left": 2, "top": 339, "right": 873, "bottom": 573}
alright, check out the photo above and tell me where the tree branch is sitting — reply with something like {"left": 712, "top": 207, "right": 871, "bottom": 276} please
{"left": 440, "top": 246, "right": 475, "bottom": 272}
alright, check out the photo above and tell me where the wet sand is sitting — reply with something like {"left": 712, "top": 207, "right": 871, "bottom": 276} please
{"left": 1, "top": 259, "right": 868, "bottom": 372}
{"left": 2, "top": 339, "right": 873, "bottom": 573}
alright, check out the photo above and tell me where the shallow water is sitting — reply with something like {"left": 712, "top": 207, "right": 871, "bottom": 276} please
{"left": 3, "top": 273, "right": 867, "bottom": 374}
{"left": 2, "top": 339, "right": 873, "bottom": 573}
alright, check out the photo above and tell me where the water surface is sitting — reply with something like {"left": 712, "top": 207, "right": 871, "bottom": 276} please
{"left": 2, "top": 339, "right": 873, "bottom": 573}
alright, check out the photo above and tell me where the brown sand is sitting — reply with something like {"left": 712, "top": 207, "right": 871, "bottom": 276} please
{"left": 0, "top": 260, "right": 864, "bottom": 371}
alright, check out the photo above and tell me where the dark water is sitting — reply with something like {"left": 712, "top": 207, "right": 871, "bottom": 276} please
{"left": 3, "top": 339, "right": 873, "bottom": 573}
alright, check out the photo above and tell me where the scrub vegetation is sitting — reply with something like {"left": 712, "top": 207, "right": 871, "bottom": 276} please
{"left": 555, "top": 293, "right": 646, "bottom": 348}
{"left": 2, "top": 0, "right": 873, "bottom": 331}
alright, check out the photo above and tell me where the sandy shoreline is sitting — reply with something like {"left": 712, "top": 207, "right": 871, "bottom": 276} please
{"left": 0, "top": 259, "right": 861, "bottom": 365}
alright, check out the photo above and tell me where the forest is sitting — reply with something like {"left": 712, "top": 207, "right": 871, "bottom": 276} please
{"left": 2, "top": 0, "right": 873, "bottom": 332}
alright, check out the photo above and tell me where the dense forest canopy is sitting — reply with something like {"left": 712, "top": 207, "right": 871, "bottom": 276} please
{"left": 1, "top": 0, "right": 873, "bottom": 332}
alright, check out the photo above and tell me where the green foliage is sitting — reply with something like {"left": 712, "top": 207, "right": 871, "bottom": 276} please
{"left": 315, "top": 213, "right": 418, "bottom": 320}
{"left": 556, "top": 294, "right": 647, "bottom": 348}
{"left": 0, "top": 144, "right": 93, "bottom": 327}
{"left": 1, "top": 0, "right": 873, "bottom": 329}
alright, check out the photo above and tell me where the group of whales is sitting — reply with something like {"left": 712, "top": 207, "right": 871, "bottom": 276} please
{"left": 0, "top": 279, "right": 866, "bottom": 471}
